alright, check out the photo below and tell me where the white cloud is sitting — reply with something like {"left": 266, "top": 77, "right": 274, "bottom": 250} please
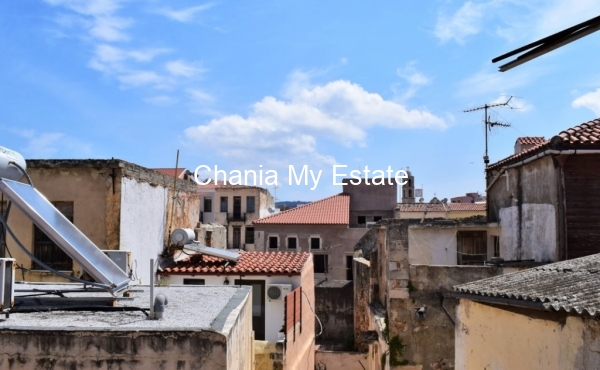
{"left": 89, "top": 15, "right": 132, "bottom": 41}
{"left": 573, "top": 89, "right": 600, "bottom": 115}
{"left": 458, "top": 66, "right": 548, "bottom": 97}
{"left": 187, "top": 88, "right": 214, "bottom": 103}
{"left": 155, "top": 3, "right": 214, "bottom": 23}
{"left": 435, "top": 1, "right": 492, "bottom": 44}
{"left": 10, "top": 129, "right": 92, "bottom": 158}
{"left": 184, "top": 75, "right": 445, "bottom": 167}
{"left": 88, "top": 44, "right": 170, "bottom": 73}
{"left": 118, "top": 71, "right": 172, "bottom": 88}
{"left": 395, "top": 61, "right": 432, "bottom": 101}
{"left": 144, "top": 95, "right": 178, "bottom": 106}
{"left": 166, "top": 60, "right": 206, "bottom": 77}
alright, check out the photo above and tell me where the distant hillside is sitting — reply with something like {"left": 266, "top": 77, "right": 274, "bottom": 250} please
{"left": 275, "top": 201, "right": 310, "bottom": 210}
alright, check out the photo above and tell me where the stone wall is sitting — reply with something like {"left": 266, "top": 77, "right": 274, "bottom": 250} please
{"left": 315, "top": 280, "right": 354, "bottom": 345}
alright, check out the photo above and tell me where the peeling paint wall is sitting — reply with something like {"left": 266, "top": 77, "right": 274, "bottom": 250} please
{"left": 455, "top": 300, "right": 600, "bottom": 370}
{"left": 0, "top": 329, "right": 229, "bottom": 370}
{"left": 500, "top": 204, "right": 556, "bottom": 261}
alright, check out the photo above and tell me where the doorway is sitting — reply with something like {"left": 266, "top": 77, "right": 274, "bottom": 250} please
{"left": 235, "top": 279, "right": 266, "bottom": 340}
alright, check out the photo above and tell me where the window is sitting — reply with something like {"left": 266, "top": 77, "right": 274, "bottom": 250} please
{"left": 493, "top": 235, "right": 500, "bottom": 258}
{"left": 314, "top": 254, "right": 328, "bottom": 274}
{"left": 310, "top": 237, "right": 321, "bottom": 250}
{"left": 183, "top": 279, "right": 205, "bottom": 285}
{"left": 268, "top": 236, "right": 278, "bottom": 249}
{"left": 203, "top": 197, "right": 212, "bottom": 212}
{"left": 357, "top": 216, "right": 366, "bottom": 225}
{"left": 245, "top": 227, "right": 255, "bottom": 244}
{"left": 373, "top": 216, "right": 382, "bottom": 222}
{"left": 457, "top": 231, "right": 487, "bottom": 265}
{"left": 287, "top": 236, "right": 297, "bottom": 249}
{"left": 220, "top": 197, "right": 228, "bottom": 212}
{"left": 32, "top": 201, "right": 74, "bottom": 270}
{"left": 247, "top": 196, "right": 255, "bottom": 213}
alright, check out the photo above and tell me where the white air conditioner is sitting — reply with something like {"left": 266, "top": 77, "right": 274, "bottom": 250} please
{"left": 266, "top": 284, "right": 292, "bottom": 301}
{"left": 102, "top": 250, "right": 132, "bottom": 275}
{"left": 1, "top": 258, "right": 15, "bottom": 314}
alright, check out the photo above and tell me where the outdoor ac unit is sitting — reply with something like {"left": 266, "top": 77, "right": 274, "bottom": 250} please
{"left": 0, "top": 258, "right": 15, "bottom": 314}
{"left": 102, "top": 250, "right": 131, "bottom": 275}
{"left": 266, "top": 284, "right": 292, "bottom": 301}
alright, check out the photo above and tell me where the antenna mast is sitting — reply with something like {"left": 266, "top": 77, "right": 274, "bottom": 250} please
{"left": 464, "top": 97, "right": 513, "bottom": 166}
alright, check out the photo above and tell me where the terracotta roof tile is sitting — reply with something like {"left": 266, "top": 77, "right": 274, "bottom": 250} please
{"left": 488, "top": 118, "right": 600, "bottom": 171}
{"left": 397, "top": 203, "right": 486, "bottom": 212}
{"left": 516, "top": 136, "right": 546, "bottom": 145}
{"left": 153, "top": 168, "right": 189, "bottom": 178}
{"left": 253, "top": 193, "right": 349, "bottom": 225}
{"left": 160, "top": 251, "right": 310, "bottom": 276}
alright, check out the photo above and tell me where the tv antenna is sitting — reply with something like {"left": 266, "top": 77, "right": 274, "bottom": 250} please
{"left": 464, "top": 96, "right": 514, "bottom": 166}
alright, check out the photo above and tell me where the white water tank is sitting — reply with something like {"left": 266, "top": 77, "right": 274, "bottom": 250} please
{"left": 0, "top": 146, "right": 26, "bottom": 181}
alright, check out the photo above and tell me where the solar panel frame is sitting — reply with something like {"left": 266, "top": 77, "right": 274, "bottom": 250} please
{"left": 0, "top": 178, "right": 130, "bottom": 295}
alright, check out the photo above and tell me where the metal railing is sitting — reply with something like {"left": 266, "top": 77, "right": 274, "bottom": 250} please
{"left": 227, "top": 212, "right": 246, "bottom": 222}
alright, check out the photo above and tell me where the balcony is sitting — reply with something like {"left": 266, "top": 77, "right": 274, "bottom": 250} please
{"left": 226, "top": 212, "right": 246, "bottom": 222}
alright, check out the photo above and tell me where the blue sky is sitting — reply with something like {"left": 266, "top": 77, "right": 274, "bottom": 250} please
{"left": 1, "top": 1, "right": 600, "bottom": 202}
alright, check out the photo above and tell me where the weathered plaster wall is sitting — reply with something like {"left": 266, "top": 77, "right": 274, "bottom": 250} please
{"left": 253, "top": 224, "right": 367, "bottom": 280}
{"left": 5, "top": 166, "right": 114, "bottom": 280}
{"left": 0, "top": 329, "right": 229, "bottom": 370}
{"left": 487, "top": 156, "right": 559, "bottom": 262}
{"left": 283, "top": 255, "right": 315, "bottom": 370}
{"left": 315, "top": 350, "right": 369, "bottom": 370}
{"left": 219, "top": 285, "right": 253, "bottom": 370}
{"left": 195, "top": 223, "right": 227, "bottom": 249}
{"left": 315, "top": 280, "right": 354, "bottom": 344}
{"left": 343, "top": 181, "right": 396, "bottom": 227}
{"left": 499, "top": 204, "right": 556, "bottom": 261}
{"left": 119, "top": 177, "right": 169, "bottom": 284}
{"left": 353, "top": 257, "right": 371, "bottom": 352}
{"left": 455, "top": 300, "right": 600, "bottom": 370}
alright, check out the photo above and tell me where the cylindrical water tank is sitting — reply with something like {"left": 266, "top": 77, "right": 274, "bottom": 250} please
{"left": 0, "top": 146, "right": 26, "bottom": 181}
{"left": 170, "top": 228, "right": 195, "bottom": 246}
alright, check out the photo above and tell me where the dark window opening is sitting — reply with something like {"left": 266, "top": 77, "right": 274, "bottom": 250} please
{"left": 232, "top": 226, "right": 241, "bottom": 249}
{"left": 233, "top": 196, "right": 242, "bottom": 218}
{"left": 183, "top": 279, "right": 205, "bottom": 285}
{"left": 457, "top": 231, "right": 487, "bottom": 265}
{"left": 269, "top": 236, "right": 278, "bottom": 249}
{"left": 205, "top": 231, "right": 212, "bottom": 247}
{"left": 1, "top": 200, "right": 7, "bottom": 258}
{"left": 493, "top": 235, "right": 500, "bottom": 258}
{"left": 245, "top": 227, "right": 255, "bottom": 244}
{"left": 409, "top": 189, "right": 412, "bottom": 197}
{"left": 346, "top": 255, "right": 354, "bottom": 280}
{"left": 357, "top": 216, "right": 366, "bottom": 225}
{"left": 373, "top": 216, "right": 382, "bottom": 222}
{"left": 204, "top": 197, "right": 212, "bottom": 212}
{"left": 247, "top": 196, "right": 255, "bottom": 213}
{"left": 220, "top": 197, "right": 228, "bottom": 212}
{"left": 314, "top": 254, "right": 329, "bottom": 274}
{"left": 310, "top": 237, "right": 320, "bottom": 250}
{"left": 288, "top": 237, "right": 297, "bottom": 249}
{"left": 32, "top": 201, "right": 74, "bottom": 271}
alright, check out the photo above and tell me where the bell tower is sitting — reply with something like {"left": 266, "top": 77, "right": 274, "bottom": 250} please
{"left": 401, "top": 168, "right": 415, "bottom": 204}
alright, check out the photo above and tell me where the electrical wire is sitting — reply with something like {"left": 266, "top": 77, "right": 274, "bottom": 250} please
{"left": 302, "top": 289, "right": 322, "bottom": 337}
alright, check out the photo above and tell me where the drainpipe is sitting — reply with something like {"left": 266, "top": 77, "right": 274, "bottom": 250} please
{"left": 150, "top": 258, "right": 155, "bottom": 319}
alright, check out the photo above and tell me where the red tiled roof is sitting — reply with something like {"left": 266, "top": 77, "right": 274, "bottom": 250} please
{"left": 397, "top": 203, "right": 486, "bottom": 212}
{"left": 516, "top": 136, "right": 545, "bottom": 145}
{"left": 488, "top": 118, "right": 600, "bottom": 171}
{"left": 160, "top": 251, "right": 310, "bottom": 276}
{"left": 153, "top": 168, "right": 188, "bottom": 178}
{"left": 554, "top": 118, "right": 600, "bottom": 145}
{"left": 254, "top": 193, "right": 350, "bottom": 225}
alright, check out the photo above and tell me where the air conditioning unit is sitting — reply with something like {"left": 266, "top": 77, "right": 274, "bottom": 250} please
{"left": 266, "top": 284, "right": 292, "bottom": 301}
{"left": 1, "top": 258, "right": 15, "bottom": 315}
{"left": 102, "top": 250, "right": 132, "bottom": 275}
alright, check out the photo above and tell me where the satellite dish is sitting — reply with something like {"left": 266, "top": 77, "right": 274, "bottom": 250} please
{"left": 419, "top": 198, "right": 424, "bottom": 203}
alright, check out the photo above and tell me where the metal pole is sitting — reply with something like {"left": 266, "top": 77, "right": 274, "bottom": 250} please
{"left": 149, "top": 258, "right": 155, "bottom": 319}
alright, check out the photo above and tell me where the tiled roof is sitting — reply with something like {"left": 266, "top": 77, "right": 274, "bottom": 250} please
{"left": 488, "top": 118, "right": 600, "bottom": 171}
{"left": 454, "top": 253, "right": 600, "bottom": 316}
{"left": 554, "top": 118, "right": 600, "bottom": 145}
{"left": 153, "top": 168, "right": 189, "bottom": 178}
{"left": 160, "top": 251, "right": 310, "bottom": 276}
{"left": 516, "top": 136, "right": 545, "bottom": 145}
{"left": 397, "top": 203, "right": 486, "bottom": 212}
{"left": 254, "top": 193, "right": 350, "bottom": 225}
{"left": 197, "top": 181, "right": 269, "bottom": 191}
